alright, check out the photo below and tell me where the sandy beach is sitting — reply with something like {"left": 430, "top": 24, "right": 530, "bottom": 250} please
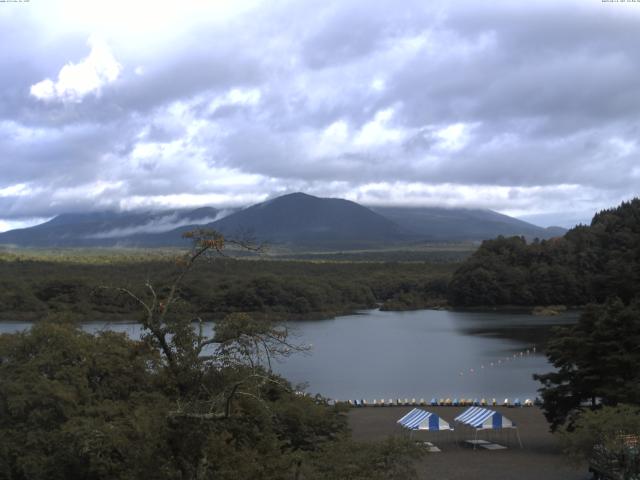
{"left": 348, "top": 406, "right": 590, "bottom": 480}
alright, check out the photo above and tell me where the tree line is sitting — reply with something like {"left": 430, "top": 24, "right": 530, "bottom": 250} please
{"left": 449, "top": 198, "right": 640, "bottom": 307}
{"left": 0, "top": 255, "right": 453, "bottom": 322}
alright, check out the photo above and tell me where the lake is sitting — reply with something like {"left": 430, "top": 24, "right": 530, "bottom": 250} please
{"left": 0, "top": 308, "right": 578, "bottom": 401}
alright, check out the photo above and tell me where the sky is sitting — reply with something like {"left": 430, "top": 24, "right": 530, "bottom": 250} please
{"left": 1, "top": 0, "right": 639, "bottom": 232}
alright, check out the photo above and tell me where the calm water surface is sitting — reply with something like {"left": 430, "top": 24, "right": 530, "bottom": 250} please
{"left": 0, "top": 309, "right": 578, "bottom": 401}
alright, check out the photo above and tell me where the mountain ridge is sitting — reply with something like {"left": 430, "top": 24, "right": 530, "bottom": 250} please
{"left": 0, "top": 192, "right": 566, "bottom": 248}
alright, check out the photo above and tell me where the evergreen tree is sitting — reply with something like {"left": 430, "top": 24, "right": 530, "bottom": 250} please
{"left": 534, "top": 298, "right": 640, "bottom": 430}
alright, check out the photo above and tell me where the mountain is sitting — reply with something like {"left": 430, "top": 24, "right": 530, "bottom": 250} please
{"left": 0, "top": 192, "right": 566, "bottom": 248}
{"left": 370, "top": 206, "right": 566, "bottom": 241}
{"left": 0, "top": 208, "right": 227, "bottom": 247}
{"left": 207, "top": 192, "right": 404, "bottom": 248}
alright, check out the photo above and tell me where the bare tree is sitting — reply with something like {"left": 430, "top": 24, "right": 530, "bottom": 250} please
{"left": 113, "top": 229, "right": 307, "bottom": 412}
{"left": 108, "top": 229, "right": 313, "bottom": 479}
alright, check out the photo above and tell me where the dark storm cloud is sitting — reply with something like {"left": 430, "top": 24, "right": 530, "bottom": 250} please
{"left": 1, "top": 0, "right": 639, "bottom": 230}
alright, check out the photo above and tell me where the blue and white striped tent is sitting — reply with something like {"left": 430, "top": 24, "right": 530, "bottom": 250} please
{"left": 454, "top": 406, "right": 515, "bottom": 430}
{"left": 454, "top": 406, "right": 523, "bottom": 448}
{"left": 397, "top": 408, "right": 453, "bottom": 431}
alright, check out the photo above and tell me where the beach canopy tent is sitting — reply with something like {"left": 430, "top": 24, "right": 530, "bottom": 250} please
{"left": 454, "top": 406, "right": 522, "bottom": 448}
{"left": 454, "top": 406, "right": 515, "bottom": 430}
{"left": 397, "top": 408, "right": 453, "bottom": 431}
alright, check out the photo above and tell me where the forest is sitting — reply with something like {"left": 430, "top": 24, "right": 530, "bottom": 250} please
{"left": 0, "top": 250, "right": 454, "bottom": 322}
{"left": 448, "top": 198, "right": 640, "bottom": 307}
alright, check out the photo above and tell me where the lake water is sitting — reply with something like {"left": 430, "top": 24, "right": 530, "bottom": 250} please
{"left": 0, "top": 308, "right": 578, "bottom": 401}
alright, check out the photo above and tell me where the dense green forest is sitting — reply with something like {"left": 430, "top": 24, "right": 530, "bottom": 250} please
{"left": 449, "top": 198, "right": 640, "bottom": 307}
{"left": 0, "top": 252, "right": 454, "bottom": 322}
{"left": 0, "top": 232, "right": 422, "bottom": 478}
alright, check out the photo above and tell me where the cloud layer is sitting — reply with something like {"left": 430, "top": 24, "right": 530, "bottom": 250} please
{"left": 30, "top": 35, "right": 122, "bottom": 102}
{"left": 1, "top": 0, "right": 639, "bottom": 230}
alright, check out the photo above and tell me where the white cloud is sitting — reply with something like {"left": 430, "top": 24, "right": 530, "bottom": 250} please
{"left": 0, "top": 183, "right": 32, "bottom": 197}
{"left": 48, "top": 181, "right": 124, "bottom": 207}
{"left": 85, "top": 210, "right": 232, "bottom": 239}
{"left": 313, "top": 120, "right": 350, "bottom": 157}
{"left": 345, "top": 181, "right": 595, "bottom": 214}
{"left": 207, "top": 87, "right": 262, "bottom": 114}
{"left": 434, "top": 123, "right": 475, "bottom": 152}
{"left": 30, "top": 35, "right": 122, "bottom": 102}
{"left": 353, "top": 108, "right": 406, "bottom": 148}
{"left": 0, "top": 217, "right": 52, "bottom": 234}
{"left": 119, "top": 193, "right": 268, "bottom": 211}
{"left": 608, "top": 137, "right": 635, "bottom": 157}
{"left": 370, "top": 77, "right": 385, "bottom": 92}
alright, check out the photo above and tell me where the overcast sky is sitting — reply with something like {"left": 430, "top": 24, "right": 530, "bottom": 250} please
{"left": 1, "top": 0, "right": 639, "bottom": 231}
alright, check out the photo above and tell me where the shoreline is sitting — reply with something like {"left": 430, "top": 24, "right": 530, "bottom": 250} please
{"left": 0, "top": 303, "right": 585, "bottom": 324}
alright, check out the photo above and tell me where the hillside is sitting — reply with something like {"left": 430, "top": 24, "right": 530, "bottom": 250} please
{"left": 207, "top": 192, "right": 405, "bottom": 248}
{"left": 370, "top": 206, "right": 564, "bottom": 241}
{"left": 0, "top": 208, "right": 226, "bottom": 247}
{"left": 0, "top": 192, "right": 563, "bottom": 248}
{"left": 448, "top": 198, "right": 640, "bottom": 306}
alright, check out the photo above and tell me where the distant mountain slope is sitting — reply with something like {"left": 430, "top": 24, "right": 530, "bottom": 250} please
{"left": 370, "top": 206, "right": 565, "bottom": 241}
{"left": 206, "top": 192, "right": 404, "bottom": 248}
{"left": 0, "top": 208, "right": 226, "bottom": 247}
{"left": 0, "top": 192, "right": 567, "bottom": 248}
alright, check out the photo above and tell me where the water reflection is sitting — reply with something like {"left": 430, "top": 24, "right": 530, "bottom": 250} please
{"left": 274, "top": 309, "right": 578, "bottom": 401}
